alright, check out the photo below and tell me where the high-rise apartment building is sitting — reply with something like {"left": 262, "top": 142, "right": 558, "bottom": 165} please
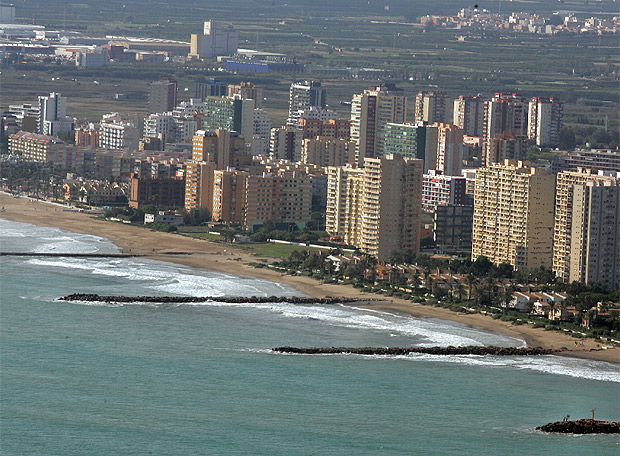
{"left": 298, "top": 118, "right": 351, "bottom": 140}
{"left": 552, "top": 168, "right": 618, "bottom": 281}
{"left": 326, "top": 166, "right": 364, "bottom": 240}
{"left": 228, "top": 82, "right": 263, "bottom": 108}
{"left": 188, "top": 20, "right": 238, "bottom": 59}
{"left": 434, "top": 123, "right": 465, "bottom": 176}
{"left": 99, "top": 120, "right": 140, "bottom": 150}
{"left": 326, "top": 154, "right": 423, "bottom": 261}
{"left": 415, "top": 91, "right": 448, "bottom": 124}
{"left": 244, "top": 172, "right": 313, "bottom": 229}
{"left": 383, "top": 122, "right": 427, "bottom": 161}
{"left": 485, "top": 132, "right": 528, "bottom": 165}
{"left": 287, "top": 81, "right": 326, "bottom": 125}
{"left": 202, "top": 96, "right": 255, "bottom": 146}
{"left": 527, "top": 97, "right": 563, "bottom": 147}
{"left": 129, "top": 173, "right": 185, "bottom": 210}
{"left": 295, "top": 107, "right": 338, "bottom": 123}
{"left": 6, "top": 103, "right": 39, "bottom": 132}
{"left": 569, "top": 181, "right": 620, "bottom": 290}
{"left": 252, "top": 108, "right": 272, "bottom": 156}
{"left": 422, "top": 170, "right": 468, "bottom": 213}
{"left": 212, "top": 169, "right": 249, "bottom": 224}
{"left": 302, "top": 137, "right": 356, "bottom": 167}
{"left": 434, "top": 205, "right": 474, "bottom": 253}
{"left": 472, "top": 160, "right": 555, "bottom": 269}
{"left": 350, "top": 85, "right": 407, "bottom": 165}
{"left": 270, "top": 125, "right": 301, "bottom": 161}
{"left": 483, "top": 93, "right": 527, "bottom": 165}
{"left": 551, "top": 149, "right": 620, "bottom": 174}
{"left": 38, "top": 92, "right": 73, "bottom": 136}
{"left": 148, "top": 79, "right": 177, "bottom": 114}
{"left": 195, "top": 79, "right": 227, "bottom": 99}
{"left": 453, "top": 95, "right": 485, "bottom": 137}
{"left": 184, "top": 129, "right": 250, "bottom": 211}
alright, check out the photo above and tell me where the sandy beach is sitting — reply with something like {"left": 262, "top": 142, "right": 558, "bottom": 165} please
{"left": 1, "top": 192, "right": 618, "bottom": 365}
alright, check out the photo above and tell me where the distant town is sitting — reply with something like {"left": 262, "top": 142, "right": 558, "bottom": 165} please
{"left": 1, "top": 4, "right": 619, "bottom": 344}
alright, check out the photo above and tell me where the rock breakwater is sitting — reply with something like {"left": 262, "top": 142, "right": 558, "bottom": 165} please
{"left": 536, "top": 419, "right": 620, "bottom": 434}
{"left": 272, "top": 346, "right": 553, "bottom": 356}
{"left": 59, "top": 293, "right": 368, "bottom": 304}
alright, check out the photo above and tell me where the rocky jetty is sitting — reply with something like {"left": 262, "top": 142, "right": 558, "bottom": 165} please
{"left": 272, "top": 346, "right": 553, "bottom": 356}
{"left": 59, "top": 293, "right": 367, "bottom": 305}
{"left": 536, "top": 419, "right": 620, "bottom": 434}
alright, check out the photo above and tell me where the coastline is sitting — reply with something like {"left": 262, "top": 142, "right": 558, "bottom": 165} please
{"left": 1, "top": 192, "right": 618, "bottom": 365}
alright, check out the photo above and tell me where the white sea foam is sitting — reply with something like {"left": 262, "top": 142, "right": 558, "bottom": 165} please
{"left": 382, "top": 353, "right": 620, "bottom": 383}
{"left": 0, "top": 218, "right": 119, "bottom": 254}
{"left": 266, "top": 351, "right": 620, "bottom": 383}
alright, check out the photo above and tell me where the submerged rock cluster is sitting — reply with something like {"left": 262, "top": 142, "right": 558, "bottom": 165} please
{"left": 271, "top": 346, "right": 553, "bottom": 356}
{"left": 536, "top": 419, "right": 620, "bottom": 434}
{"left": 59, "top": 293, "right": 365, "bottom": 304}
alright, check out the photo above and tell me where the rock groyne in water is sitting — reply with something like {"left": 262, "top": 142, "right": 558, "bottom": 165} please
{"left": 272, "top": 346, "right": 553, "bottom": 356}
{"left": 536, "top": 419, "right": 620, "bottom": 434}
{"left": 59, "top": 293, "right": 368, "bottom": 305}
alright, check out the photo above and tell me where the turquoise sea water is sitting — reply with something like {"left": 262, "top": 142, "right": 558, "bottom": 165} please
{"left": 1, "top": 218, "right": 619, "bottom": 455}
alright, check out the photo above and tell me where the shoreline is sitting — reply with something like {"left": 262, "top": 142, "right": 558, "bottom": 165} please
{"left": 1, "top": 192, "right": 618, "bottom": 365}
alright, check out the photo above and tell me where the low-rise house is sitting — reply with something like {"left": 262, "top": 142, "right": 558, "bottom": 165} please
{"left": 144, "top": 211, "right": 185, "bottom": 226}
{"left": 78, "top": 181, "right": 129, "bottom": 206}
{"left": 326, "top": 254, "right": 363, "bottom": 272}
{"left": 510, "top": 291, "right": 566, "bottom": 314}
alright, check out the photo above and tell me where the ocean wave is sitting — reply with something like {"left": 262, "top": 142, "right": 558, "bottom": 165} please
{"left": 0, "top": 218, "right": 119, "bottom": 254}
{"left": 268, "top": 351, "right": 620, "bottom": 383}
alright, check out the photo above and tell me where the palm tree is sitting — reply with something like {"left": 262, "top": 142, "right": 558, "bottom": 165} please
{"left": 483, "top": 276, "right": 497, "bottom": 306}
{"left": 464, "top": 274, "right": 477, "bottom": 300}
{"left": 423, "top": 265, "right": 432, "bottom": 290}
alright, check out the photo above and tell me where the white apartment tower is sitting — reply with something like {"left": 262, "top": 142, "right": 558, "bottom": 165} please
{"left": 287, "top": 81, "right": 327, "bottom": 125}
{"left": 38, "top": 92, "right": 73, "bottom": 137}
{"left": 527, "top": 97, "right": 563, "bottom": 147}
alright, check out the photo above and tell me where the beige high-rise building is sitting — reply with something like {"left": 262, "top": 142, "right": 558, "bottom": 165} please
{"left": 453, "top": 95, "right": 485, "bottom": 137}
{"left": 212, "top": 169, "right": 249, "bottom": 223}
{"left": 552, "top": 168, "right": 618, "bottom": 280}
{"left": 472, "top": 160, "right": 555, "bottom": 269}
{"left": 485, "top": 132, "right": 528, "bottom": 166}
{"left": 326, "top": 154, "right": 423, "bottom": 261}
{"left": 184, "top": 162, "right": 216, "bottom": 211}
{"left": 350, "top": 84, "right": 407, "bottom": 165}
{"left": 569, "top": 181, "right": 620, "bottom": 289}
{"left": 483, "top": 93, "right": 527, "bottom": 166}
{"left": 415, "top": 91, "right": 448, "bottom": 124}
{"left": 270, "top": 125, "right": 301, "bottom": 162}
{"left": 184, "top": 129, "right": 250, "bottom": 211}
{"left": 302, "top": 137, "right": 356, "bottom": 167}
{"left": 227, "top": 82, "right": 263, "bottom": 108}
{"left": 433, "top": 123, "right": 464, "bottom": 176}
{"left": 326, "top": 166, "right": 364, "bottom": 241}
{"left": 244, "top": 172, "right": 313, "bottom": 228}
